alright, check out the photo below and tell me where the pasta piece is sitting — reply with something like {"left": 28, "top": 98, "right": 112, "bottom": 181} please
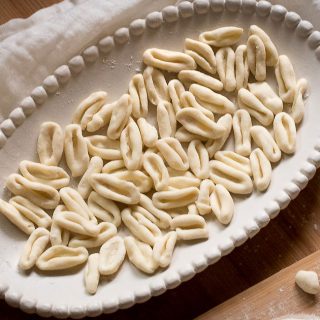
{"left": 87, "top": 191, "right": 121, "bottom": 227}
{"left": 235, "top": 45, "right": 249, "bottom": 90}
{"left": 156, "top": 137, "right": 189, "bottom": 171}
{"left": 247, "top": 35, "right": 266, "bottom": 81}
{"left": 190, "top": 83, "right": 236, "bottom": 114}
{"left": 196, "top": 179, "right": 215, "bottom": 215}
{"left": 72, "top": 91, "right": 107, "bottom": 130}
{"left": 233, "top": 109, "right": 252, "bottom": 156}
{"left": 168, "top": 175, "right": 201, "bottom": 189}
{"left": 250, "top": 148, "right": 272, "bottom": 192}
{"left": 248, "top": 82, "right": 283, "bottom": 115}
{"left": 291, "top": 78, "right": 308, "bottom": 124}
{"left": 157, "top": 101, "right": 176, "bottom": 138}
{"left": 170, "top": 214, "right": 208, "bottom": 240}
{"left": 188, "top": 140, "right": 210, "bottom": 179}
{"left": 216, "top": 47, "right": 236, "bottom": 92}
{"left": 209, "top": 160, "right": 253, "bottom": 194}
{"left": 205, "top": 114, "right": 233, "bottom": 158}
{"left": 64, "top": 124, "right": 89, "bottom": 177}
{"left": 90, "top": 173, "right": 140, "bottom": 204}
{"left": 295, "top": 270, "right": 320, "bottom": 295}
{"left": 137, "top": 118, "right": 158, "bottom": 148}
{"left": 209, "top": 184, "right": 234, "bottom": 225}
{"left": 99, "top": 236, "right": 126, "bottom": 275}
{"left": 129, "top": 74, "right": 148, "bottom": 118}
{"left": 124, "top": 236, "right": 158, "bottom": 274}
{"left": 36, "top": 245, "right": 88, "bottom": 271}
{"left": 168, "top": 79, "right": 185, "bottom": 114}
{"left": 238, "top": 88, "right": 274, "bottom": 126}
{"left": 86, "top": 102, "right": 114, "bottom": 132}
{"left": 84, "top": 253, "right": 100, "bottom": 295}
{"left": 250, "top": 126, "right": 281, "bottom": 162}
{"left": 249, "top": 25, "right": 278, "bottom": 67}
{"left": 143, "top": 66, "right": 169, "bottom": 105}
{"left": 143, "top": 48, "right": 196, "bottom": 73}
{"left": 86, "top": 135, "right": 121, "bottom": 160}
{"left": 152, "top": 187, "right": 199, "bottom": 210}
{"left": 0, "top": 199, "right": 35, "bottom": 235}
{"left": 102, "top": 159, "right": 126, "bottom": 174}
{"left": 175, "top": 126, "right": 207, "bottom": 143}
{"left": 153, "top": 231, "right": 177, "bottom": 268}
{"left": 19, "top": 160, "right": 69, "bottom": 189}
{"left": 120, "top": 118, "right": 143, "bottom": 170}
{"left": 18, "top": 227, "right": 50, "bottom": 270}
{"left": 69, "top": 222, "right": 117, "bottom": 248}
{"left": 199, "top": 26, "right": 243, "bottom": 47}
{"left": 273, "top": 112, "right": 296, "bottom": 154}
{"left": 50, "top": 205, "right": 70, "bottom": 246}
{"left": 275, "top": 55, "right": 296, "bottom": 103}
{"left": 37, "top": 122, "right": 64, "bottom": 166}
{"left": 6, "top": 174, "right": 60, "bottom": 209}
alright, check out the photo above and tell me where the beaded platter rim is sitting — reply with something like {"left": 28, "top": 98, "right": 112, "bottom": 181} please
{"left": 1, "top": 0, "right": 320, "bottom": 318}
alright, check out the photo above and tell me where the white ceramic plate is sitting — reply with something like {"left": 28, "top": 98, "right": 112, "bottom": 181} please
{"left": 1, "top": 1, "right": 320, "bottom": 318}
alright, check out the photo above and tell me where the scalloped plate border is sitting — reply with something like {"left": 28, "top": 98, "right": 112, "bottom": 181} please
{"left": 1, "top": 0, "right": 320, "bottom": 318}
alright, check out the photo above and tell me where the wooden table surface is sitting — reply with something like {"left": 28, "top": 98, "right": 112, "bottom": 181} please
{"left": 1, "top": 1, "right": 320, "bottom": 319}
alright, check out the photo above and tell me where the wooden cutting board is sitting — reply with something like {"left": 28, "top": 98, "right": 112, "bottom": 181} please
{"left": 196, "top": 250, "right": 320, "bottom": 320}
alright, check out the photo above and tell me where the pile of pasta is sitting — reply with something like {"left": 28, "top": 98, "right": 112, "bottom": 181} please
{"left": 0, "top": 25, "right": 308, "bottom": 295}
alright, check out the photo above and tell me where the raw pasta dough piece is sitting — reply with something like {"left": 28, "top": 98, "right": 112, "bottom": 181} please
{"left": 250, "top": 126, "right": 281, "bottom": 162}
{"left": 86, "top": 101, "right": 114, "bottom": 132}
{"left": 168, "top": 174, "right": 200, "bottom": 189}
{"left": 188, "top": 140, "right": 209, "bottom": 179}
{"left": 247, "top": 35, "right": 266, "bottom": 82}
{"left": 129, "top": 74, "right": 148, "bottom": 118}
{"left": 36, "top": 245, "right": 88, "bottom": 271}
{"left": 101, "top": 159, "right": 126, "bottom": 174}
{"left": 273, "top": 112, "right": 296, "bottom": 154}
{"left": 235, "top": 45, "right": 249, "bottom": 90}
{"left": 175, "top": 127, "right": 207, "bottom": 143}
{"left": 199, "top": 26, "right": 243, "bottom": 47}
{"left": 50, "top": 205, "right": 70, "bottom": 246}
{"left": 295, "top": 270, "right": 320, "bottom": 295}
{"left": 6, "top": 174, "right": 60, "bottom": 209}
{"left": 72, "top": 91, "right": 107, "bottom": 130}
{"left": 137, "top": 118, "right": 158, "bottom": 148}
{"left": 64, "top": 124, "right": 89, "bottom": 177}
{"left": 196, "top": 179, "right": 215, "bottom": 215}
{"left": 86, "top": 135, "right": 121, "bottom": 160}
{"left": 168, "top": 79, "right": 185, "bottom": 114}
{"left": 84, "top": 253, "right": 100, "bottom": 295}
{"left": 157, "top": 101, "right": 176, "bottom": 138}
{"left": 112, "top": 170, "right": 153, "bottom": 193}
{"left": 233, "top": 109, "right": 252, "bottom": 157}
{"left": 19, "top": 227, "right": 50, "bottom": 270}
{"left": 291, "top": 78, "right": 308, "bottom": 124}
{"left": 153, "top": 231, "right": 177, "bottom": 268}
{"left": 143, "top": 48, "right": 196, "bottom": 73}
{"left": 216, "top": 47, "right": 236, "bottom": 92}
{"left": 37, "top": 122, "right": 64, "bottom": 166}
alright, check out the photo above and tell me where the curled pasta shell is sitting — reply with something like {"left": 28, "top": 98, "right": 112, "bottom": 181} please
{"left": 19, "top": 227, "right": 50, "bottom": 270}
{"left": 275, "top": 55, "right": 297, "bottom": 103}
{"left": 64, "top": 124, "right": 89, "bottom": 177}
{"left": 84, "top": 253, "right": 100, "bottom": 295}
{"left": 196, "top": 179, "right": 215, "bottom": 215}
{"left": 170, "top": 214, "right": 208, "bottom": 240}
{"left": 87, "top": 191, "right": 121, "bottom": 227}
{"left": 69, "top": 222, "right": 117, "bottom": 248}
{"left": 215, "top": 151, "right": 252, "bottom": 176}
{"left": 291, "top": 78, "right": 308, "bottom": 124}
{"left": 137, "top": 118, "right": 158, "bottom": 148}
{"left": 184, "top": 38, "right": 216, "bottom": 74}
{"left": 248, "top": 82, "right": 283, "bottom": 114}
{"left": 247, "top": 35, "right": 266, "bottom": 82}
{"left": 143, "top": 66, "right": 169, "bottom": 105}
{"left": 216, "top": 47, "right": 236, "bottom": 92}
{"left": 143, "top": 48, "right": 196, "bottom": 73}
{"left": 90, "top": 173, "right": 140, "bottom": 204}
{"left": 86, "top": 102, "right": 114, "bottom": 133}
{"left": 86, "top": 135, "right": 121, "bottom": 160}
{"left": 249, "top": 25, "right": 278, "bottom": 67}
{"left": 99, "top": 236, "right": 126, "bottom": 275}
{"left": 124, "top": 236, "right": 158, "bottom": 274}
{"left": 233, "top": 109, "right": 252, "bottom": 157}
{"left": 175, "top": 126, "right": 207, "bottom": 143}
{"left": 190, "top": 83, "right": 236, "bottom": 114}
{"left": 156, "top": 137, "right": 189, "bottom": 171}
{"left": 209, "top": 160, "right": 253, "bottom": 194}
{"left": 129, "top": 74, "right": 148, "bottom": 118}
{"left": 153, "top": 231, "right": 177, "bottom": 268}
{"left": 250, "top": 125, "right": 281, "bottom": 162}
{"left": 205, "top": 114, "right": 233, "bottom": 158}
{"left": 235, "top": 45, "right": 249, "bottom": 90}
{"left": 210, "top": 184, "right": 234, "bottom": 225}
{"left": 0, "top": 199, "right": 35, "bottom": 234}
{"left": 188, "top": 140, "right": 209, "bottom": 179}
{"left": 238, "top": 88, "right": 274, "bottom": 126}
{"left": 10, "top": 196, "right": 51, "bottom": 229}
{"left": 168, "top": 79, "right": 185, "bottom": 114}
{"left": 199, "top": 26, "right": 243, "bottom": 47}
{"left": 273, "top": 112, "right": 296, "bottom": 154}
{"left": 50, "top": 205, "right": 70, "bottom": 246}
{"left": 36, "top": 245, "right": 88, "bottom": 271}
{"left": 37, "top": 122, "right": 64, "bottom": 166}
{"left": 250, "top": 148, "right": 272, "bottom": 192}
{"left": 120, "top": 118, "right": 143, "bottom": 170}
{"left": 157, "top": 101, "right": 176, "bottom": 139}
{"left": 19, "top": 160, "right": 69, "bottom": 189}
{"left": 72, "top": 91, "right": 107, "bottom": 130}
{"left": 152, "top": 187, "right": 199, "bottom": 210}
{"left": 6, "top": 174, "right": 60, "bottom": 209}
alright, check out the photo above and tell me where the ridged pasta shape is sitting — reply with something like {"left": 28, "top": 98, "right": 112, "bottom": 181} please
{"left": 215, "top": 151, "right": 252, "bottom": 176}
{"left": 199, "top": 26, "right": 243, "bottom": 47}
{"left": 233, "top": 109, "right": 252, "bottom": 157}
{"left": 168, "top": 174, "right": 201, "bottom": 190}
{"left": 157, "top": 101, "right": 176, "bottom": 138}
{"left": 235, "top": 45, "right": 249, "bottom": 90}
{"left": 50, "top": 205, "right": 70, "bottom": 246}
{"left": 86, "top": 135, "right": 121, "bottom": 160}
{"left": 84, "top": 253, "right": 100, "bottom": 295}
{"left": 188, "top": 140, "right": 210, "bottom": 179}
{"left": 247, "top": 35, "right": 266, "bottom": 81}
{"left": 129, "top": 74, "right": 148, "bottom": 118}
{"left": 86, "top": 101, "right": 114, "bottom": 132}
{"left": 168, "top": 79, "right": 185, "bottom": 114}
{"left": 291, "top": 78, "right": 308, "bottom": 124}
{"left": 137, "top": 118, "right": 158, "bottom": 148}
{"left": 196, "top": 179, "right": 215, "bottom": 215}
{"left": 153, "top": 231, "right": 177, "bottom": 268}
{"left": 175, "top": 127, "right": 207, "bottom": 143}
{"left": 216, "top": 47, "right": 236, "bottom": 92}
